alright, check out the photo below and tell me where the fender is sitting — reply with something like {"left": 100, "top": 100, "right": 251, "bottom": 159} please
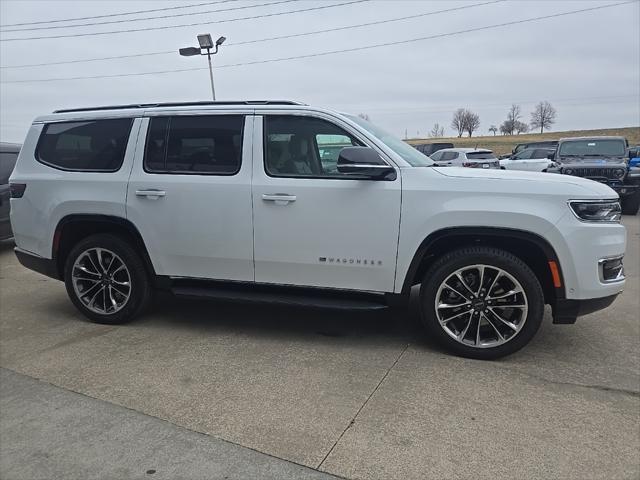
{"left": 52, "top": 214, "right": 161, "bottom": 284}
{"left": 401, "top": 226, "right": 566, "bottom": 299}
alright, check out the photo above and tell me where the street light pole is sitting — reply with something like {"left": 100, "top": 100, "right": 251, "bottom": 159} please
{"left": 179, "top": 34, "right": 226, "bottom": 101}
{"left": 206, "top": 48, "right": 215, "bottom": 101}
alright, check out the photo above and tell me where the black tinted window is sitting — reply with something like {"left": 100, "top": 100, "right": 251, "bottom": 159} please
{"left": 144, "top": 115, "right": 244, "bottom": 175}
{"left": 264, "top": 116, "right": 364, "bottom": 177}
{"left": 441, "top": 152, "right": 458, "bottom": 161}
{"left": 532, "top": 149, "right": 550, "bottom": 159}
{"left": 467, "top": 152, "right": 496, "bottom": 160}
{"left": 37, "top": 119, "right": 132, "bottom": 171}
{"left": 0, "top": 152, "right": 19, "bottom": 184}
{"left": 514, "top": 150, "right": 533, "bottom": 160}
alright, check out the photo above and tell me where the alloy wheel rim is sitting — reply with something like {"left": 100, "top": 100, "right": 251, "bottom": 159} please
{"left": 434, "top": 264, "right": 528, "bottom": 348}
{"left": 71, "top": 247, "right": 131, "bottom": 315}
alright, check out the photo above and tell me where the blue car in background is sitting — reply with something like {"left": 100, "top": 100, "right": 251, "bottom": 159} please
{"left": 629, "top": 145, "right": 640, "bottom": 168}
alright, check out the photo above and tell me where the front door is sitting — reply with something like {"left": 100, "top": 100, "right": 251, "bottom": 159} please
{"left": 127, "top": 113, "right": 254, "bottom": 281}
{"left": 251, "top": 113, "right": 402, "bottom": 292}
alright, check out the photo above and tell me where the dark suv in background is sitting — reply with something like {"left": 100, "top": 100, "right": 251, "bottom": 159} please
{"left": 499, "top": 140, "right": 558, "bottom": 159}
{"left": 549, "top": 136, "right": 639, "bottom": 215}
{"left": 1, "top": 142, "right": 21, "bottom": 240}
{"left": 414, "top": 142, "right": 454, "bottom": 157}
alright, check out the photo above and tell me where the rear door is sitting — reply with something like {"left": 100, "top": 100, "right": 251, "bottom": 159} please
{"left": 251, "top": 112, "right": 401, "bottom": 292}
{"left": 126, "top": 112, "right": 254, "bottom": 281}
{"left": 527, "top": 149, "right": 552, "bottom": 171}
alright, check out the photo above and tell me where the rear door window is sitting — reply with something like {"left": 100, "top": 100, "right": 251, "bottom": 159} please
{"left": 37, "top": 119, "right": 133, "bottom": 171}
{"left": 144, "top": 115, "right": 244, "bottom": 175}
{"left": 514, "top": 150, "right": 533, "bottom": 160}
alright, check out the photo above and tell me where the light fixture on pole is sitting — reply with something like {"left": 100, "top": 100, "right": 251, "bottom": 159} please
{"left": 179, "top": 34, "right": 226, "bottom": 101}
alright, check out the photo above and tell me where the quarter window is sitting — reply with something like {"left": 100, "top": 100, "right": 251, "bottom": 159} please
{"left": 144, "top": 115, "right": 244, "bottom": 175}
{"left": 37, "top": 119, "right": 133, "bottom": 171}
{"left": 264, "top": 116, "right": 367, "bottom": 177}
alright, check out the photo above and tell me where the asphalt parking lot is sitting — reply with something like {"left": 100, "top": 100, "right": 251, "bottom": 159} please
{"left": 1, "top": 215, "right": 638, "bottom": 480}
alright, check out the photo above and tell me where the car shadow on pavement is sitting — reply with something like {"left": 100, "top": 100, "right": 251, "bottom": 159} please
{"left": 127, "top": 288, "right": 447, "bottom": 352}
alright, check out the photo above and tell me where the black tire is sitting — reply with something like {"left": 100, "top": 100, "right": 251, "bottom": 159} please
{"left": 621, "top": 191, "right": 640, "bottom": 216}
{"left": 64, "top": 234, "right": 151, "bottom": 324}
{"left": 419, "top": 246, "right": 544, "bottom": 360}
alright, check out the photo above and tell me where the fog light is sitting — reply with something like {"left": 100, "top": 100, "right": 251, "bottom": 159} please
{"left": 599, "top": 256, "right": 624, "bottom": 283}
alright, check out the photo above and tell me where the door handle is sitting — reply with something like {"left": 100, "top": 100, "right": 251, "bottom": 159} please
{"left": 135, "top": 189, "right": 166, "bottom": 199}
{"left": 262, "top": 193, "right": 296, "bottom": 205}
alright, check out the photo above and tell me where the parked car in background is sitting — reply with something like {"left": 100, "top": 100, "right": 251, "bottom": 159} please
{"left": 499, "top": 140, "right": 558, "bottom": 159}
{"left": 629, "top": 145, "right": 640, "bottom": 168}
{"left": 430, "top": 148, "right": 500, "bottom": 169}
{"left": 414, "top": 142, "right": 454, "bottom": 157}
{"left": 548, "top": 136, "right": 639, "bottom": 215}
{"left": 499, "top": 148, "right": 557, "bottom": 172}
{"left": 1, "top": 142, "right": 21, "bottom": 240}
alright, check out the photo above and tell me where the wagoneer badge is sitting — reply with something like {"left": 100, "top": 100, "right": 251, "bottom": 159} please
{"left": 319, "top": 257, "right": 382, "bottom": 266}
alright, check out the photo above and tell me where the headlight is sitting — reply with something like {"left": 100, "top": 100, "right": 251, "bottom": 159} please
{"left": 613, "top": 168, "right": 626, "bottom": 179}
{"left": 569, "top": 200, "right": 621, "bottom": 222}
{"left": 564, "top": 168, "right": 573, "bottom": 175}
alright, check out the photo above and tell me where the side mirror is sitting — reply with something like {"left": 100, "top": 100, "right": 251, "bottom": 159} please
{"left": 337, "top": 147, "right": 396, "bottom": 180}
{"left": 547, "top": 152, "right": 555, "bottom": 159}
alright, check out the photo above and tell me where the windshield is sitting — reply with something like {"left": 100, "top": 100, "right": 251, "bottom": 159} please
{"left": 345, "top": 114, "right": 433, "bottom": 167}
{"left": 467, "top": 152, "right": 496, "bottom": 160}
{"left": 558, "top": 139, "right": 626, "bottom": 157}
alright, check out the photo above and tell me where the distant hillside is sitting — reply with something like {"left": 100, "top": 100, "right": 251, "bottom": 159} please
{"left": 407, "top": 127, "right": 640, "bottom": 156}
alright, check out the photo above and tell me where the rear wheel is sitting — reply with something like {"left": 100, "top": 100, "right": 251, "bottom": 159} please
{"left": 64, "top": 234, "right": 151, "bottom": 324}
{"left": 621, "top": 191, "right": 640, "bottom": 216}
{"left": 419, "top": 247, "right": 544, "bottom": 359}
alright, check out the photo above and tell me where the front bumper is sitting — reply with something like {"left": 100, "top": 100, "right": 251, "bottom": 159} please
{"left": 552, "top": 294, "right": 619, "bottom": 324}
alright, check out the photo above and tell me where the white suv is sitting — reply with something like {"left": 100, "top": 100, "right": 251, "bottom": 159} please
{"left": 429, "top": 148, "right": 500, "bottom": 169}
{"left": 9, "top": 101, "right": 626, "bottom": 359}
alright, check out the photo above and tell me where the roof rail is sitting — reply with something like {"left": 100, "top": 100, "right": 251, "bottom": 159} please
{"left": 53, "top": 100, "right": 306, "bottom": 114}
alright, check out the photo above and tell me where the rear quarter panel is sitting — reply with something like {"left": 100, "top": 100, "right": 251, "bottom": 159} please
{"left": 9, "top": 119, "right": 142, "bottom": 258}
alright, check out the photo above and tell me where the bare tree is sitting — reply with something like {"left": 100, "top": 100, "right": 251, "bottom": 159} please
{"left": 357, "top": 113, "right": 371, "bottom": 121}
{"left": 489, "top": 125, "right": 498, "bottom": 136}
{"left": 499, "top": 104, "right": 522, "bottom": 136}
{"left": 514, "top": 121, "right": 529, "bottom": 134}
{"left": 507, "top": 104, "right": 522, "bottom": 124}
{"left": 530, "top": 101, "right": 556, "bottom": 133}
{"left": 451, "top": 108, "right": 466, "bottom": 138}
{"left": 429, "top": 123, "right": 445, "bottom": 138}
{"left": 463, "top": 111, "right": 480, "bottom": 137}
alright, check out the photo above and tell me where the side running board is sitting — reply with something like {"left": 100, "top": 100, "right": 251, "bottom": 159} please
{"left": 170, "top": 280, "right": 388, "bottom": 311}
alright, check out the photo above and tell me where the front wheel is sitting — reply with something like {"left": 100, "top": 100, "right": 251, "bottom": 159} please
{"left": 64, "top": 234, "right": 151, "bottom": 324}
{"left": 419, "top": 247, "right": 544, "bottom": 359}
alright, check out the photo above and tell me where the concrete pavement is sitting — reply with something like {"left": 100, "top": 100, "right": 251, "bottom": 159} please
{"left": 1, "top": 215, "right": 638, "bottom": 479}
{"left": 0, "top": 368, "right": 338, "bottom": 480}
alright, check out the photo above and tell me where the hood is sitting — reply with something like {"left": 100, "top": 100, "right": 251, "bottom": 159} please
{"left": 431, "top": 166, "right": 617, "bottom": 197}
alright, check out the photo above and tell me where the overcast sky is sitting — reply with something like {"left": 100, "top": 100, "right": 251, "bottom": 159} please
{"left": 1, "top": 0, "right": 638, "bottom": 142}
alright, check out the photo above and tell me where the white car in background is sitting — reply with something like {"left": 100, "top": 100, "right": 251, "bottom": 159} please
{"left": 430, "top": 148, "right": 500, "bottom": 169}
{"left": 500, "top": 148, "right": 557, "bottom": 172}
